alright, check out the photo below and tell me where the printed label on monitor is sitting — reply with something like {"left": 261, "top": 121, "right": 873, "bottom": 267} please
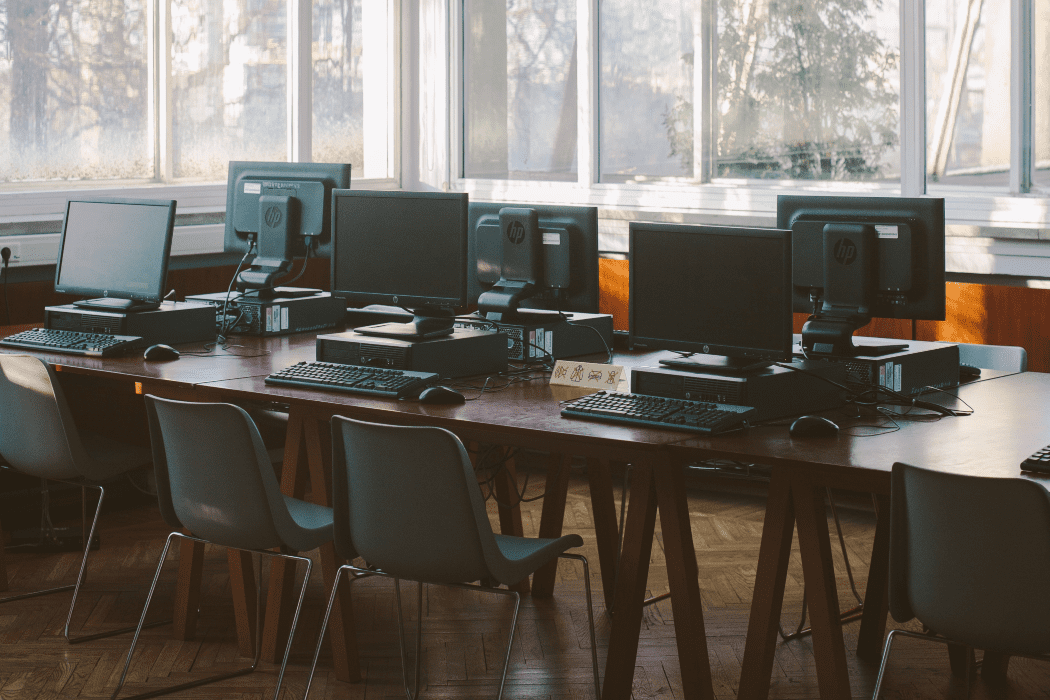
{"left": 875, "top": 225, "right": 899, "bottom": 239}
{"left": 244, "top": 182, "right": 262, "bottom": 194}
{"left": 543, "top": 232, "right": 561, "bottom": 245}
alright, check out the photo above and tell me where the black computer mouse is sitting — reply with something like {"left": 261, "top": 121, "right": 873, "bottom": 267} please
{"left": 143, "top": 344, "right": 180, "bottom": 361}
{"left": 789, "top": 415, "right": 839, "bottom": 438}
{"left": 418, "top": 386, "right": 465, "bottom": 405}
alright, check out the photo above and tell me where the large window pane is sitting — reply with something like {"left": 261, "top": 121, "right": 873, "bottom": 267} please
{"left": 313, "top": 0, "right": 393, "bottom": 178}
{"left": 171, "top": 0, "right": 287, "bottom": 179}
{"left": 600, "top": 1, "right": 695, "bottom": 181}
{"left": 926, "top": 0, "right": 1009, "bottom": 186}
{"left": 1035, "top": 1, "right": 1050, "bottom": 191}
{"left": 463, "top": 0, "right": 577, "bottom": 180}
{"left": 0, "top": 0, "right": 151, "bottom": 183}
{"left": 717, "top": 0, "right": 900, "bottom": 181}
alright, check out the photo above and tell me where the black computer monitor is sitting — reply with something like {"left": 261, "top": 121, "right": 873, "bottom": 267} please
{"left": 777, "top": 195, "right": 946, "bottom": 357}
{"left": 54, "top": 197, "right": 177, "bottom": 312}
{"left": 629, "top": 222, "right": 794, "bottom": 374}
{"left": 330, "top": 190, "right": 470, "bottom": 340}
{"left": 469, "top": 202, "right": 599, "bottom": 320}
{"left": 224, "top": 161, "right": 351, "bottom": 292}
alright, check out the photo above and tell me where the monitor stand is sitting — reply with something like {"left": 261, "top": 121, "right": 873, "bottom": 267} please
{"left": 659, "top": 355, "right": 773, "bottom": 375}
{"left": 355, "top": 311, "right": 455, "bottom": 341}
{"left": 73, "top": 298, "right": 160, "bottom": 312}
{"left": 253, "top": 287, "right": 323, "bottom": 300}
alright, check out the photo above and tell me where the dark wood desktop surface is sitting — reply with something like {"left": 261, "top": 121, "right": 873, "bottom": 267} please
{"left": 5, "top": 326, "right": 1047, "bottom": 700}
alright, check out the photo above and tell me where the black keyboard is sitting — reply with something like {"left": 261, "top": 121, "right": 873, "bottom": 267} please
{"left": 266, "top": 361, "right": 438, "bottom": 398}
{"left": 1021, "top": 444, "right": 1050, "bottom": 474}
{"left": 0, "top": 328, "right": 144, "bottom": 357}
{"left": 561, "top": 390, "right": 756, "bottom": 434}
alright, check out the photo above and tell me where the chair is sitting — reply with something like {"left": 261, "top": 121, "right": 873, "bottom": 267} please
{"left": 0, "top": 353, "right": 156, "bottom": 643}
{"left": 955, "top": 342, "right": 1027, "bottom": 372}
{"left": 303, "top": 416, "right": 601, "bottom": 700}
{"left": 871, "top": 462, "right": 1050, "bottom": 698}
{"left": 110, "top": 395, "right": 334, "bottom": 700}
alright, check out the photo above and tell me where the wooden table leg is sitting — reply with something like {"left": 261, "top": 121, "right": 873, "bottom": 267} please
{"left": 601, "top": 461, "right": 658, "bottom": 700}
{"left": 172, "top": 536, "right": 205, "bottom": 640}
{"left": 586, "top": 457, "right": 620, "bottom": 610}
{"left": 738, "top": 468, "right": 796, "bottom": 700}
{"left": 0, "top": 513, "right": 8, "bottom": 592}
{"left": 493, "top": 450, "right": 530, "bottom": 595}
{"left": 856, "top": 493, "right": 890, "bottom": 661}
{"left": 981, "top": 651, "right": 1011, "bottom": 682}
{"left": 305, "top": 418, "right": 359, "bottom": 683}
{"left": 793, "top": 475, "right": 852, "bottom": 700}
{"left": 228, "top": 549, "right": 258, "bottom": 657}
{"left": 654, "top": 461, "right": 714, "bottom": 700}
{"left": 261, "top": 410, "right": 310, "bottom": 663}
{"left": 531, "top": 452, "right": 571, "bottom": 597}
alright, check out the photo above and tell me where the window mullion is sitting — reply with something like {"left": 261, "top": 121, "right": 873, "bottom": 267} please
{"left": 695, "top": 0, "right": 716, "bottom": 183}
{"left": 288, "top": 0, "right": 312, "bottom": 162}
{"left": 152, "top": 0, "right": 173, "bottom": 181}
{"left": 899, "top": 0, "right": 926, "bottom": 196}
{"left": 579, "top": 0, "right": 598, "bottom": 185}
{"left": 1011, "top": 0, "right": 1033, "bottom": 193}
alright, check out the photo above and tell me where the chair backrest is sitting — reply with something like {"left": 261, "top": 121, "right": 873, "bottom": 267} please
{"left": 956, "top": 342, "right": 1027, "bottom": 372}
{"left": 331, "top": 416, "right": 503, "bottom": 585}
{"left": 889, "top": 462, "right": 1050, "bottom": 654}
{"left": 145, "top": 395, "right": 299, "bottom": 551}
{"left": 0, "top": 354, "right": 90, "bottom": 479}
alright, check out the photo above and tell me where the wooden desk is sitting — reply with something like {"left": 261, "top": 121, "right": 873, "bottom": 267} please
{"left": 668, "top": 371, "right": 1050, "bottom": 700}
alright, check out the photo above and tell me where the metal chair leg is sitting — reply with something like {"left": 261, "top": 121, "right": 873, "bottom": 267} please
{"left": 560, "top": 552, "right": 602, "bottom": 699}
{"left": 871, "top": 627, "right": 900, "bottom": 699}
{"left": 303, "top": 565, "right": 373, "bottom": 700}
{"left": 394, "top": 579, "right": 425, "bottom": 700}
{"left": 778, "top": 487, "right": 865, "bottom": 641}
{"left": 1, "top": 482, "right": 170, "bottom": 643}
{"left": 111, "top": 532, "right": 312, "bottom": 700}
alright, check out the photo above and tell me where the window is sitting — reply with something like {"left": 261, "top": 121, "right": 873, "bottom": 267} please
{"left": 0, "top": 0, "right": 396, "bottom": 188}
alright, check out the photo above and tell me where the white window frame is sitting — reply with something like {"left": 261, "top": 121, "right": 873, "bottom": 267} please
{"left": 0, "top": 0, "right": 401, "bottom": 267}
{"left": 446, "top": 0, "right": 1050, "bottom": 280}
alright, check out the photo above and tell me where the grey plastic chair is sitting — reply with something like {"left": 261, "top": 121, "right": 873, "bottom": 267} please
{"left": 303, "top": 416, "right": 601, "bottom": 700}
{"left": 110, "top": 395, "right": 334, "bottom": 700}
{"left": 0, "top": 353, "right": 156, "bottom": 643}
{"left": 956, "top": 342, "right": 1028, "bottom": 372}
{"left": 872, "top": 462, "right": 1050, "bottom": 698}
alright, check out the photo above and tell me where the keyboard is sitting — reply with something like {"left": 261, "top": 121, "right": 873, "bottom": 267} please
{"left": 1021, "top": 444, "right": 1050, "bottom": 475}
{"left": 561, "top": 390, "right": 756, "bottom": 434}
{"left": 266, "top": 361, "right": 439, "bottom": 398}
{"left": 0, "top": 328, "right": 144, "bottom": 357}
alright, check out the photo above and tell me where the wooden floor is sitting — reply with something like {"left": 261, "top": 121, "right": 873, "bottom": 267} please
{"left": 2, "top": 461, "right": 1049, "bottom": 700}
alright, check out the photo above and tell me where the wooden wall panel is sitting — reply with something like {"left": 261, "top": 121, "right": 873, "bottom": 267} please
{"left": 599, "top": 261, "right": 1050, "bottom": 372}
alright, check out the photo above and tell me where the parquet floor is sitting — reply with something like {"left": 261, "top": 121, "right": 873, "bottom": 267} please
{"left": 2, "top": 462, "right": 1049, "bottom": 699}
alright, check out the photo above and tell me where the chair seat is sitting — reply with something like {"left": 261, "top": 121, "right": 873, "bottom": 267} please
{"left": 282, "top": 496, "right": 335, "bottom": 552}
{"left": 491, "top": 533, "right": 584, "bottom": 586}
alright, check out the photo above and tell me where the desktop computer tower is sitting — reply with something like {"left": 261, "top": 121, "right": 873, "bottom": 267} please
{"left": 315, "top": 327, "right": 509, "bottom": 378}
{"left": 185, "top": 291, "right": 345, "bottom": 336}
{"left": 454, "top": 313, "right": 613, "bottom": 361}
{"left": 45, "top": 301, "right": 215, "bottom": 345}
{"left": 630, "top": 360, "right": 848, "bottom": 423}
{"left": 798, "top": 337, "right": 960, "bottom": 395}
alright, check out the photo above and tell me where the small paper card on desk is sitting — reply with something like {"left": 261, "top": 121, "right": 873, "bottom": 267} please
{"left": 549, "top": 360, "right": 626, "bottom": 390}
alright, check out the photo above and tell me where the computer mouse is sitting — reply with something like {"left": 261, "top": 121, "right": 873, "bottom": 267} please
{"left": 143, "top": 344, "right": 180, "bottom": 361}
{"left": 789, "top": 415, "right": 839, "bottom": 438}
{"left": 418, "top": 386, "right": 465, "bottom": 405}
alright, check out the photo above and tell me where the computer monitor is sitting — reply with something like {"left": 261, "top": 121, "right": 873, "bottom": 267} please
{"left": 629, "top": 222, "right": 794, "bottom": 374}
{"left": 777, "top": 195, "right": 946, "bottom": 357}
{"left": 330, "top": 190, "right": 470, "bottom": 340}
{"left": 224, "top": 161, "right": 351, "bottom": 292}
{"left": 469, "top": 202, "right": 599, "bottom": 320}
{"left": 54, "top": 197, "right": 177, "bottom": 312}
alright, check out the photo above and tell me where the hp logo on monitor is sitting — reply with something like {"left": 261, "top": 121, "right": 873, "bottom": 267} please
{"left": 833, "top": 238, "right": 857, "bottom": 265}
{"left": 264, "top": 206, "right": 283, "bottom": 228}
{"left": 506, "top": 220, "right": 526, "bottom": 244}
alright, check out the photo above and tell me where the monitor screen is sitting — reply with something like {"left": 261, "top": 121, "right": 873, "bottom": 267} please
{"left": 330, "top": 190, "right": 469, "bottom": 310}
{"left": 777, "top": 195, "right": 945, "bottom": 321}
{"left": 54, "top": 198, "right": 176, "bottom": 308}
{"left": 629, "top": 223, "right": 793, "bottom": 370}
{"left": 224, "top": 161, "right": 351, "bottom": 260}
{"left": 467, "top": 202, "right": 599, "bottom": 314}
